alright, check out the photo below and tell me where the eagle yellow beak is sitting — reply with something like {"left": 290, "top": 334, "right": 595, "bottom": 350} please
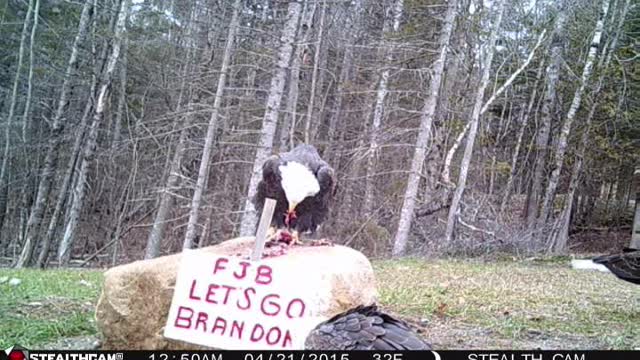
{"left": 288, "top": 202, "right": 298, "bottom": 213}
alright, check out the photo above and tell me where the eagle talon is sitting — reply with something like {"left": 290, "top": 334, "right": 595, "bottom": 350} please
{"left": 289, "top": 230, "right": 302, "bottom": 246}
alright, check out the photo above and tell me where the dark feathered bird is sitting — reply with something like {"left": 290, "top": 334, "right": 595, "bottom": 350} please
{"left": 304, "top": 305, "right": 431, "bottom": 350}
{"left": 592, "top": 248, "right": 640, "bottom": 285}
{"left": 253, "top": 144, "right": 335, "bottom": 241}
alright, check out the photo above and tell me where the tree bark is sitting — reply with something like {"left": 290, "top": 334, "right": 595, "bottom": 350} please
{"left": 303, "top": 0, "right": 326, "bottom": 144}
{"left": 500, "top": 61, "right": 545, "bottom": 214}
{"left": 239, "top": 1, "right": 303, "bottom": 236}
{"left": 547, "top": 0, "right": 627, "bottom": 253}
{"left": 527, "top": 10, "right": 566, "bottom": 227}
{"left": 279, "top": 0, "right": 316, "bottom": 151}
{"left": 21, "top": 0, "right": 40, "bottom": 142}
{"left": 144, "top": 7, "right": 198, "bottom": 259}
{"left": 15, "top": 0, "right": 92, "bottom": 268}
{"left": 362, "top": 0, "right": 404, "bottom": 217}
{"left": 0, "top": 0, "right": 35, "bottom": 236}
{"left": 112, "top": 34, "right": 128, "bottom": 148}
{"left": 392, "top": 0, "right": 457, "bottom": 257}
{"left": 324, "top": 0, "right": 363, "bottom": 162}
{"left": 444, "top": 0, "right": 505, "bottom": 243}
{"left": 537, "top": 0, "right": 610, "bottom": 231}
{"left": 183, "top": 0, "right": 243, "bottom": 249}
{"left": 58, "top": 0, "right": 130, "bottom": 265}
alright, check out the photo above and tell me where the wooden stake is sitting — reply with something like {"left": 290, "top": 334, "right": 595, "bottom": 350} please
{"left": 252, "top": 198, "right": 277, "bottom": 261}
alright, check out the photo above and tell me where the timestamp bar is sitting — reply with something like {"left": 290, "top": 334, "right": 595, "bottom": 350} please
{"left": 6, "top": 350, "right": 638, "bottom": 360}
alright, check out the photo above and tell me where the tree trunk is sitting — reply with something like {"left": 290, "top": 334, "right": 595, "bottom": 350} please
{"left": 392, "top": 0, "right": 457, "bottom": 257}
{"left": 362, "top": 0, "right": 404, "bottom": 218}
{"left": 279, "top": 0, "right": 316, "bottom": 151}
{"left": 112, "top": 34, "right": 127, "bottom": 148}
{"left": 444, "top": 0, "right": 505, "bottom": 243}
{"left": 537, "top": 0, "right": 610, "bottom": 231}
{"left": 21, "top": 0, "right": 40, "bottom": 142}
{"left": 324, "top": 0, "right": 363, "bottom": 163}
{"left": 632, "top": 167, "right": 640, "bottom": 249}
{"left": 0, "top": 0, "right": 35, "bottom": 236}
{"left": 15, "top": 0, "right": 92, "bottom": 268}
{"left": 547, "top": 0, "right": 627, "bottom": 253}
{"left": 182, "top": 0, "right": 243, "bottom": 249}
{"left": 442, "top": 121, "right": 471, "bottom": 186}
{"left": 527, "top": 10, "right": 566, "bottom": 227}
{"left": 303, "top": 0, "right": 326, "bottom": 144}
{"left": 58, "top": 0, "right": 130, "bottom": 265}
{"left": 500, "top": 61, "right": 545, "bottom": 214}
{"left": 144, "top": 7, "right": 198, "bottom": 258}
{"left": 239, "top": 1, "right": 303, "bottom": 236}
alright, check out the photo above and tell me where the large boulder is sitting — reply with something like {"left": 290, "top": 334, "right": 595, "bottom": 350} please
{"left": 96, "top": 237, "right": 377, "bottom": 349}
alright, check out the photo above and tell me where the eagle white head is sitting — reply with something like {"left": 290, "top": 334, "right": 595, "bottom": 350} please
{"left": 279, "top": 161, "right": 320, "bottom": 212}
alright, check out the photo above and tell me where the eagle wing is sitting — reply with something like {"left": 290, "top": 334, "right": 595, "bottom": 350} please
{"left": 316, "top": 163, "right": 336, "bottom": 198}
{"left": 253, "top": 154, "right": 284, "bottom": 212}
{"left": 305, "top": 305, "right": 431, "bottom": 350}
{"left": 593, "top": 249, "right": 640, "bottom": 285}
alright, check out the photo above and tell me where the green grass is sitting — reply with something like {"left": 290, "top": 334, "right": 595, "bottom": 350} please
{"left": 0, "top": 269, "right": 103, "bottom": 348}
{"left": 1, "top": 259, "right": 639, "bottom": 349}
{"left": 375, "top": 258, "right": 640, "bottom": 349}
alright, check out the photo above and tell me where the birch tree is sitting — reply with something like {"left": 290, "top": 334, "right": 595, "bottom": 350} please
{"left": 537, "top": 0, "right": 610, "bottom": 231}
{"left": 547, "top": 0, "right": 628, "bottom": 253}
{"left": 58, "top": 0, "right": 130, "bottom": 265}
{"left": 392, "top": 0, "right": 457, "bottom": 257}
{"left": 362, "top": 0, "right": 404, "bottom": 217}
{"left": 15, "top": 0, "right": 92, "bottom": 268}
{"left": 183, "top": 0, "right": 243, "bottom": 250}
{"left": 527, "top": 9, "right": 566, "bottom": 227}
{"left": 239, "top": 1, "right": 303, "bottom": 236}
{"left": 444, "top": 0, "right": 505, "bottom": 243}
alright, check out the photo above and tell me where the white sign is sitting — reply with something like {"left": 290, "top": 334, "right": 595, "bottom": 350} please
{"left": 164, "top": 250, "right": 324, "bottom": 350}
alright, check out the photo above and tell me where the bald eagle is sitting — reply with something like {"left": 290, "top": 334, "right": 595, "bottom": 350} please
{"left": 592, "top": 248, "right": 640, "bottom": 285}
{"left": 305, "top": 304, "right": 432, "bottom": 350}
{"left": 253, "top": 144, "right": 335, "bottom": 242}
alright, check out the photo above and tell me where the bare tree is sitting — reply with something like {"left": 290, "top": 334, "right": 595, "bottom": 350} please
{"left": 303, "top": 0, "right": 327, "bottom": 143}
{"left": 324, "top": 0, "right": 363, "bottom": 162}
{"left": 183, "top": 0, "right": 243, "bottom": 249}
{"left": 144, "top": 7, "right": 198, "bottom": 258}
{"left": 58, "top": 0, "right": 130, "bottom": 265}
{"left": 537, "top": 0, "right": 610, "bottom": 231}
{"left": 280, "top": 0, "right": 316, "bottom": 150}
{"left": 392, "top": 0, "right": 457, "bottom": 257}
{"left": 0, "top": 0, "right": 35, "bottom": 236}
{"left": 239, "top": 1, "right": 303, "bottom": 236}
{"left": 500, "top": 61, "right": 545, "bottom": 214}
{"left": 21, "top": 0, "right": 40, "bottom": 141}
{"left": 547, "top": 0, "right": 628, "bottom": 253}
{"left": 444, "top": 0, "right": 506, "bottom": 243}
{"left": 15, "top": 0, "right": 92, "bottom": 268}
{"left": 362, "top": 0, "right": 404, "bottom": 217}
{"left": 527, "top": 8, "right": 566, "bottom": 227}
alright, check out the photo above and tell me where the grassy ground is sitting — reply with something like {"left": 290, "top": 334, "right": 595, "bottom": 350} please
{"left": 0, "top": 269, "right": 102, "bottom": 348}
{"left": 1, "top": 259, "right": 638, "bottom": 349}
{"left": 376, "top": 258, "right": 640, "bottom": 349}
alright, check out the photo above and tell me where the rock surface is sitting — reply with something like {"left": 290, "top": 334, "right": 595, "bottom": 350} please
{"left": 96, "top": 237, "right": 377, "bottom": 349}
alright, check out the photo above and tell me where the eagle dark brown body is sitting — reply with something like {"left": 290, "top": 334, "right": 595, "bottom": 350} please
{"left": 305, "top": 305, "right": 432, "bottom": 350}
{"left": 593, "top": 248, "right": 640, "bottom": 285}
{"left": 253, "top": 144, "right": 335, "bottom": 235}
